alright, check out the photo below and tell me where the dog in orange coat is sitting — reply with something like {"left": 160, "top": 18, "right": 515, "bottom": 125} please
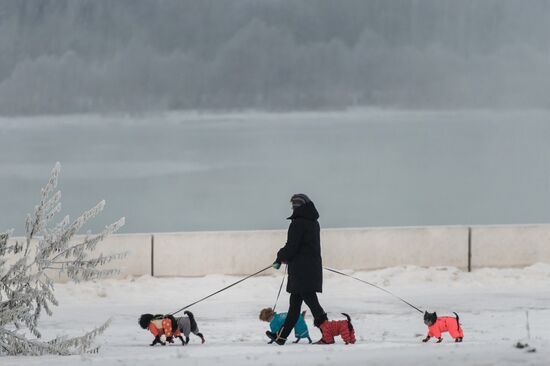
{"left": 139, "top": 312, "right": 205, "bottom": 346}
{"left": 422, "top": 311, "right": 464, "bottom": 343}
{"left": 316, "top": 313, "right": 356, "bottom": 345}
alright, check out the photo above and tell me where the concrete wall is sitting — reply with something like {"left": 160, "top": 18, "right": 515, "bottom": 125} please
{"left": 88, "top": 233, "right": 152, "bottom": 278}
{"left": 4, "top": 224, "right": 550, "bottom": 280}
{"left": 321, "top": 226, "right": 469, "bottom": 271}
{"left": 153, "top": 226, "right": 469, "bottom": 276}
{"left": 153, "top": 230, "right": 285, "bottom": 277}
{"left": 471, "top": 224, "right": 550, "bottom": 269}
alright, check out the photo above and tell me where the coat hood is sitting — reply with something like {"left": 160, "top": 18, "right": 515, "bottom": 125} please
{"left": 287, "top": 201, "right": 319, "bottom": 221}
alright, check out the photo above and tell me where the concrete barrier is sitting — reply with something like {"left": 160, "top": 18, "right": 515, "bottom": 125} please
{"left": 92, "top": 233, "right": 152, "bottom": 278}
{"left": 321, "top": 226, "right": 469, "bottom": 270}
{"left": 152, "top": 226, "right": 470, "bottom": 276}
{"left": 471, "top": 224, "right": 550, "bottom": 268}
{"left": 4, "top": 224, "right": 550, "bottom": 281}
{"left": 153, "top": 230, "right": 286, "bottom": 277}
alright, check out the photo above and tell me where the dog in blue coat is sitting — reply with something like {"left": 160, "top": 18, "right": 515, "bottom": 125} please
{"left": 260, "top": 308, "right": 312, "bottom": 343}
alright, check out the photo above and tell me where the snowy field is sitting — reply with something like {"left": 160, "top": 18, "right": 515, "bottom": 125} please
{"left": 2, "top": 264, "right": 550, "bottom": 366}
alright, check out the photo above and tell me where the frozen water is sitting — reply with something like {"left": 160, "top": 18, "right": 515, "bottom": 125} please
{"left": 1, "top": 109, "right": 550, "bottom": 234}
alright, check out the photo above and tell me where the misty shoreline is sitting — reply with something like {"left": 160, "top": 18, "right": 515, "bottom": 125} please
{"left": 1, "top": 107, "right": 549, "bottom": 123}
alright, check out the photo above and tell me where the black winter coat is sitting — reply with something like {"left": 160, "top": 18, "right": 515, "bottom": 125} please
{"left": 276, "top": 202, "right": 323, "bottom": 294}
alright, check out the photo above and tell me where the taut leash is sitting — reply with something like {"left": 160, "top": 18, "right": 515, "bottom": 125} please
{"left": 323, "top": 267, "right": 423, "bottom": 314}
{"left": 170, "top": 264, "right": 272, "bottom": 316}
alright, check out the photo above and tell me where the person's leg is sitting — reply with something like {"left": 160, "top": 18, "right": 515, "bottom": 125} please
{"left": 277, "top": 293, "right": 303, "bottom": 341}
{"left": 302, "top": 292, "right": 327, "bottom": 327}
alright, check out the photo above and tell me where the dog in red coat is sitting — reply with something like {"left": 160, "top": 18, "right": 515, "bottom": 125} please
{"left": 422, "top": 311, "right": 464, "bottom": 343}
{"left": 316, "top": 313, "right": 356, "bottom": 345}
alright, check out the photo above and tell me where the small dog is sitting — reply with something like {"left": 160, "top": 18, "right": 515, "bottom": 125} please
{"left": 422, "top": 311, "right": 463, "bottom": 343}
{"left": 139, "top": 311, "right": 205, "bottom": 346}
{"left": 260, "top": 307, "right": 312, "bottom": 344}
{"left": 316, "top": 313, "right": 356, "bottom": 345}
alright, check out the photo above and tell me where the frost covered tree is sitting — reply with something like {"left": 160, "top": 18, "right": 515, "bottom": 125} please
{"left": 0, "top": 163, "right": 125, "bottom": 355}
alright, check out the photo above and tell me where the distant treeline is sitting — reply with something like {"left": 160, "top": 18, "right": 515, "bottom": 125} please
{"left": 0, "top": 0, "right": 549, "bottom": 115}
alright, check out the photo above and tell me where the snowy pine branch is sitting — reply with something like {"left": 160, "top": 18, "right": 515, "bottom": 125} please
{"left": 0, "top": 163, "right": 125, "bottom": 356}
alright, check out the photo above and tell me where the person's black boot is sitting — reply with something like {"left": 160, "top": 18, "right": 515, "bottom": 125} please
{"left": 266, "top": 331, "right": 286, "bottom": 345}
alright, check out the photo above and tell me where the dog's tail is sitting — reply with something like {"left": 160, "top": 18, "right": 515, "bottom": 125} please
{"left": 453, "top": 312, "right": 462, "bottom": 331}
{"left": 184, "top": 310, "right": 198, "bottom": 332}
{"left": 342, "top": 313, "right": 354, "bottom": 332}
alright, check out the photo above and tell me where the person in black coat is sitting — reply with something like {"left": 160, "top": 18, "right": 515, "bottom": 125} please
{"left": 268, "top": 193, "right": 328, "bottom": 345}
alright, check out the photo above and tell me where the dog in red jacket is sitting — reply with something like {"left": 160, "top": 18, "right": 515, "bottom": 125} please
{"left": 316, "top": 313, "right": 356, "bottom": 345}
{"left": 423, "top": 311, "right": 464, "bottom": 343}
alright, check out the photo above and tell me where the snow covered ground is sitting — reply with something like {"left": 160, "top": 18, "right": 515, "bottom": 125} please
{"left": 3, "top": 264, "right": 550, "bottom": 366}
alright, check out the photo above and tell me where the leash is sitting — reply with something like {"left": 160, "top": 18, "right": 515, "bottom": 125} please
{"left": 170, "top": 264, "right": 272, "bottom": 316}
{"left": 272, "top": 265, "right": 287, "bottom": 312}
{"left": 323, "top": 267, "right": 423, "bottom": 314}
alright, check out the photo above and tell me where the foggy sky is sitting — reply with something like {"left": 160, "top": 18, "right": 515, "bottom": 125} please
{"left": 0, "top": 0, "right": 549, "bottom": 115}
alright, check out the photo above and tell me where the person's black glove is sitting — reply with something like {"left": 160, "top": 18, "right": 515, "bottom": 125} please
{"left": 272, "top": 261, "right": 281, "bottom": 270}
